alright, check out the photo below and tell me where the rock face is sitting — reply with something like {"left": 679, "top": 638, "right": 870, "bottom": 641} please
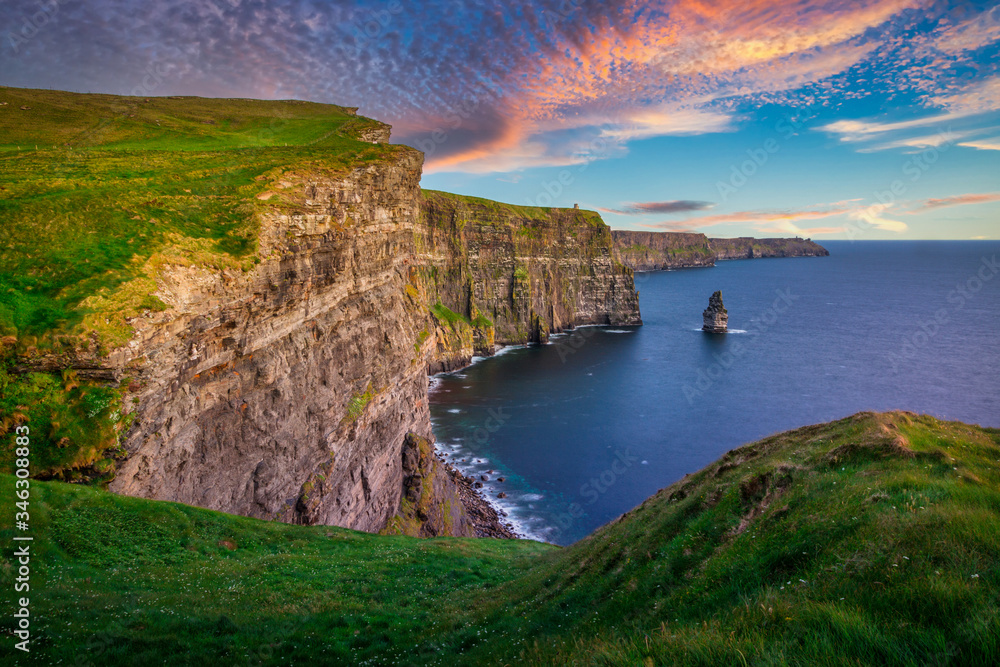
{"left": 4, "top": 95, "right": 643, "bottom": 539}
{"left": 102, "top": 168, "right": 641, "bottom": 537}
{"left": 702, "top": 291, "right": 729, "bottom": 333}
{"left": 709, "top": 236, "right": 829, "bottom": 260}
{"left": 387, "top": 433, "right": 476, "bottom": 537}
{"left": 611, "top": 230, "right": 715, "bottom": 270}
{"left": 109, "top": 149, "right": 437, "bottom": 533}
{"left": 417, "top": 191, "right": 641, "bottom": 370}
{"left": 611, "top": 231, "right": 828, "bottom": 271}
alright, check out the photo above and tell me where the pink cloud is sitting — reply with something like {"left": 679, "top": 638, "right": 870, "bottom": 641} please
{"left": 909, "top": 192, "right": 1000, "bottom": 212}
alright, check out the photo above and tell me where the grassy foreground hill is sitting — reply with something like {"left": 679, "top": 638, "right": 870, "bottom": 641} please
{"left": 2, "top": 411, "right": 998, "bottom": 665}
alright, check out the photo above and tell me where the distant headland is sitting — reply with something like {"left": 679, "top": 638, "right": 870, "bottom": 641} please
{"left": 611, "top": 230, "right": 829, "bottom": 271}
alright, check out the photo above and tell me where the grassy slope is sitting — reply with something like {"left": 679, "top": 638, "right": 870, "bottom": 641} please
{"left": 0, "top": 86, "right": 394, "bottom": 347}
{"left": 2, "top": 411, "right": 998, "bottom": 665}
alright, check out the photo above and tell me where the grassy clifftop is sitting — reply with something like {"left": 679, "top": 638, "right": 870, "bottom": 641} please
{"left": 0, "top": 88, "right": 410, "bottom": 485}
{"left": 421, "top": 189, "right": 607, "bottom": 229}
{"left": 0, "top": 87, "right": 397, "bottom": 350}
{"left": 2, "top": 411, "right": 997, "bottom": 665}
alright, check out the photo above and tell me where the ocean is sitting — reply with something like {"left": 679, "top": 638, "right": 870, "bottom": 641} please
{"left": 428, "top": 241, "right": 1000, "bottom": 545}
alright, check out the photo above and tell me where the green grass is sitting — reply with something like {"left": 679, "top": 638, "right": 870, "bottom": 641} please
{"left": 429, "top": 301, "right": 470, "bottom": 328}
{"left": 0, "top": 87, "right": 407, "bottom": 484}
{"left": 0, "top": 86, "right": 397, "bottom": 349}
{"left": 344, "top": 385, "right": 377, "bottom": 424}
{"left": 0, "top": 366, "right": 128, "bottom": 480}
{"left": 421, "top": 189, "right": 606, "bottom": 228}
{"left": 0, "top": 474, "right": 553, "bottom": 665}
{"left": 2, "top": 411, "right": 998, "bottom": 665}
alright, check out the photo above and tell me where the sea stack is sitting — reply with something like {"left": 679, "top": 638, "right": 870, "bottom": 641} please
{"left": 702, "top": 291, "right": 728, "bottom": 333}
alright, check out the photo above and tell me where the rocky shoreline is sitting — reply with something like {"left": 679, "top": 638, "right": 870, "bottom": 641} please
{"left": 442, "top": 460, "right": 522, "bottom": 539}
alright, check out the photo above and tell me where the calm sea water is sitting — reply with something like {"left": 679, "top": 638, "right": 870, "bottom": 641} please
{"left": 428, "top": 241, "right": 1000, "bottom": 545}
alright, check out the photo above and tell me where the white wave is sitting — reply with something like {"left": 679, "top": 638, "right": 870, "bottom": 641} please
{"left": 691, "top": 328, "right": 748, "bottom": 334}
{"left": 603, "top": 329, "right": 635, "bottom": 334}
{"left": 447, "top": 408, "right": 462, "bottom": 414}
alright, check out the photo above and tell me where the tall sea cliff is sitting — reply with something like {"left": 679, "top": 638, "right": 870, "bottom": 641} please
{"left": 0, "top": 88, "right": 640, "bottom": 538}
{"left": 612, "top": 230, "right": 829, "bottom": 270}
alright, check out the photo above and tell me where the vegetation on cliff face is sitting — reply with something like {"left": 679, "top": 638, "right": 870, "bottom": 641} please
{"left": 710, "top": 236, "right": 830, "bottom": 260}
{"left": 418, "top": 189, "right": 640, "bottom": 352}
{"left": 3, "top": 412, "right": 997, "bottom": 665}
{"left": 0, "top": 87, "right": 406, "bottom": 485}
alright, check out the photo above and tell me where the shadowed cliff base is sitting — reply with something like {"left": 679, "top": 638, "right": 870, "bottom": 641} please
{"left": 2, "top": 411, "right": 997, "bottom": 665}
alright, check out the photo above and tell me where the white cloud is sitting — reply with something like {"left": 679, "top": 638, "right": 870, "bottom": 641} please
{"left": 599, "top": 107, "right": 735, "bottom": 142}
{"left": 935, "top": 76, "right": 1000, "bottom": 115}
{"left": 818, "top": 113, "right": 973, "bottom": 143}
{"left": 856, "top": 129, "right": 978, "bottom": 153}
{"left": 959, "top": 137, "right": 1000, "bottom": 151}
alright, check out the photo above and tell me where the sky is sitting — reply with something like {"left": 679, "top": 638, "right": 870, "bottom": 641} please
{"left": 2, "top": 0, "right": 999, "bottom": 239}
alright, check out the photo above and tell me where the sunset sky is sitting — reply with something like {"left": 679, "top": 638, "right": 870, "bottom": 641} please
{"left": 2, "top": 0, "right": 999, "bottom": 239}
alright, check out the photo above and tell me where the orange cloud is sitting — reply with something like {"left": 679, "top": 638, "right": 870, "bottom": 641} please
{"left": 643, "top": 205, "right": 854, "bottom": 236}
{"left": 909, "top": 192, "right": 1000, "bottom": 212}
{"left": 424, "top": 0, "right": 930, "bottom": 172}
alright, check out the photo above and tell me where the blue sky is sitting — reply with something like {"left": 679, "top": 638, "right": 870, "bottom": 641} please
{"left": 2, "top": 0, "right": 999, "bottom": 239}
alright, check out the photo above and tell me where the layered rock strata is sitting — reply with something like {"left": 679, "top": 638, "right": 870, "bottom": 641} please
{"left": 709, "top": 236, "right": 829, "bottom": 260}
{"left": 418, "top": 190, "right": 642, "bottom": 370}
{"left": 109, "top": 149, "right": 435, "bottom": 533}
{"left": 611, "top": 230, "right": 828, "bottom": 270}
{"left": 702, "top": 291, "right": 729, "bottom": 333}
{"left": 611, "top": 230, "right": 715, "bottom": 270}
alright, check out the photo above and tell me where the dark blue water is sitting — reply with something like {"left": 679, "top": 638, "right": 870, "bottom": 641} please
{"left": 429, "top": 241, "right": 1000, "bottom": 545}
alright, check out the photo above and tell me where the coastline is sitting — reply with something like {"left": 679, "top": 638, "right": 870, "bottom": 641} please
{"left": 428, "top": 345, "right": 529, "bottom": 540}
{"left": 442, "top": 460, "right": 522, "bottom": 539}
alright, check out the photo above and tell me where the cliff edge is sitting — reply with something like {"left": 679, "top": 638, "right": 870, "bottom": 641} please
{"left": 418, "top": 191, "right": 641, "bottom": 371}
{"left": 612, "top": 230, "right": 828, "bottom": 270}
{"left": 0, "top": 87, "right": 641, "bottom": 539}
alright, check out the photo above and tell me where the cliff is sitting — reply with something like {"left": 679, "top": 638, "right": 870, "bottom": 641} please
{"left": 418, "top": 191, "right": 641, "bottom": 370}
{"left": 0, "top": 87, "right": 640, "bottom": 539}
{"left": 611, "top": 230, "right": 829, "bottom": 270}
{"left": 107, "top": 150, "right": 449, "bottom": 533}
{"left": 611, "top": 230, "right": 715, "bottom": 270}
{"left": 710, "top": 236, "right": 830, "bottom": 260}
